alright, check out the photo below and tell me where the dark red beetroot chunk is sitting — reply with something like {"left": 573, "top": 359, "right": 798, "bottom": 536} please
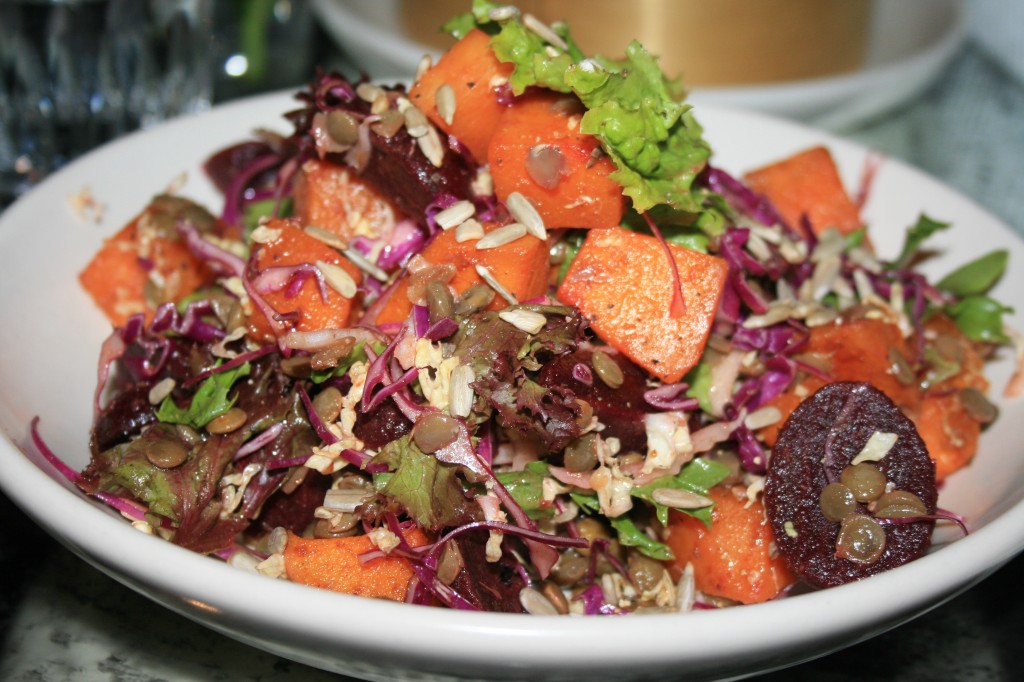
{"left": 536, "top": 348, "right": 650, "bottom": 453}
{"left": 448, "top": 530, "right": 526, "bottom": 613}
{"left": 353, "top": 400, "right": 412, "bottom": 451}
{"left": 764, "top": 382, "right": 937, "bottom": 588}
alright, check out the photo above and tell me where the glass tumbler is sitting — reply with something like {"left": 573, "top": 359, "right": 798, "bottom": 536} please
{"left": 0, "top": 0, "right": 214, "bottom": 205}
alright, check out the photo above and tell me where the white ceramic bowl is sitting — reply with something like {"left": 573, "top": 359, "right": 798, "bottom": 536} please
{"left": 311, "top": 0, "right": 966, "bottom": 130}
{"left": 1, "top": 91, "right": 1022, "bottom": 682}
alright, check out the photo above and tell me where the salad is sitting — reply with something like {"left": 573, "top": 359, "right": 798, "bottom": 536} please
{"left": 45, "top": 1, "right": 1018, "bottom": 615}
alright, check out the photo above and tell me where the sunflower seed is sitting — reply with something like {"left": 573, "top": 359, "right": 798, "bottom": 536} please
{"left": 519, "top": 586, "right": 560, "bottom": 615}
{"left": 415, "top": 54, "right": 433, "bottom": 82}
{"left": 475, "top": 222, "right": 526, "bottom": 249}
{"left": 403, "top": 105, "right": 430, "bottom": 138}
{"left": 524, "top": 13, "right": 568, "bottom": 51}
{"left": 344, "top": 247, "right": 390, "bottom": 282}
{"left": 250, "top": 224, "right": 282, "bottom": 244}
{"left": 148, "top": 377, "right": 176, "bottom": 405}
{"left": 474, "top": 264, "right": 518, "bottom": 305}
{"left": 488, "top": 5, "right": 519, "bottom": 21}
{"left": 651, "top": 487, "right": 713, "bottom": 510}
{"left": 356, "top": 82, "right": 383, "bottom": 103}
{"left": 499, "top": 308, "right": 547, "bottom": 334}
{"left": 304, "top": 225, "right": 346, "bottom": 250}
{"left": 417, "top": 126, "right": 445, "bottom": 167}
{"left": 505, "top": 191, "right": 547, "bottom": 239}
{"left": 449, "top": 364, "right": 475, "bottom": 418}
{"left": 316, "top": 260, "right": 358, "bottom": 298}
{"left": 435, "top": 200, "right": 476, "bottom": 230}
{"left": 455, "top": 218, "right": 485, "bottom": 243}
{"left": 435, "top": 83, "right": 456, "bottom": 126}
{"left": 744, "top": 406, "right": 782, "bottom": 430}
{"left": 323, "top": 488, "right": 373, "bottom": 513}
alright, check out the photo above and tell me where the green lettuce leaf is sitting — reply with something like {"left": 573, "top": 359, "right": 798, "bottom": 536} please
{"left": 609, "top": 514, "right": 674, "bottom": 561}
{"left": 373, "top": 435, "right": 476, "bottom": 531}
{"left": 156, "top": 362, "right": 251, "bottom": 429}
{"left": 632, "top": 457, "right": 732, "bottom": 527}
{"left": 936, "top": 249, "right": 1008, "bottom": 297}
{"left": 495, "top": 460, "right": 553, "bottom": 519}
{"left": 946, "top": 295, "right": 1013, "bottom": 343}
{"left": 892, "top": 214, "right": 950, "bottom": 269}
{"left": 446, "top": 0, "right": 712, "bottom": 215}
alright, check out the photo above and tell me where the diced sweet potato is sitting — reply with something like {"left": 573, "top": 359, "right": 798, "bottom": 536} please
{"left": 758, "top": 318, "right": 919, "bottom": 447}
{"left": 488, "top": 92, "right": 625, "bottom": 229}
{"left": 408, "top": 28, "right": 514, "bottom": 163}
{"left": 759, "top": 315, "right": 989, "bottom": 481}
{"left": 914, "top": 392, "right": 981, "bottom": 481}
{"left": 247, "top": 218, "right": 363, "bottom": 342}
{"left": 373, "top": 221, "right": 550, "bottom": 325}
{"left": 666, "top": 486, "right": 796, "bottom": 604}
{"left": 283, "top": 528, "right": 428, "bottom": 601}
{"left": 744, "top": 146, "right": 862, "bottom": 237}
{"left": 293, "top": 157, "right": 404, "bottom": 244}
{"left": 556, "top": 227, "right": 728, "bottom": 383}
{"left": 79, "top": 196, "right": 222, "bottom": 326}
{"left": 911, "top": 314, "right": 989, "bottom": 480}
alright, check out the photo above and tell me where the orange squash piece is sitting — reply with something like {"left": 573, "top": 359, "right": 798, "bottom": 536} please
{"left": 744, "top": 146, "right": 862, "bottom": 237}
{"left": 408, "top": 28, "right": 515, "bottom": 164}
{"left": 759, "top": 315, "right": 989, "bottom": 481}
{"left": 758, "top": 318, "right": 919, "bottom": 447}
{"left": 247, "top": 218, "right": 363, "bottom": 342}
{"left": 373, "top": 221, "right": 550, "bottom": 325}
{"left": 556, "top": 227, "right": 728, "bottom": 383}
{"left": 293, "top": 157, "right": 405, "bottom": 244}
{"left": 79, "top": 199, "right": 221, "bottom": 326}
{"left": 488, "top": 91, "right": 625, "bottom": 229}
{"left": 666, "top": 487, "right": 796, "bottom": 604}
{"left": 284, "top": 528, "right": 428, "bottom": 601}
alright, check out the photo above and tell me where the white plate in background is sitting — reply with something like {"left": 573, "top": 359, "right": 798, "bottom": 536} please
{"left": 312, "top": 0, "right": 967, "bottom": 131}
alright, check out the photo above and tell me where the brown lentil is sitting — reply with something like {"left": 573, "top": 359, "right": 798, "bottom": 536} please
{"left": 145, "top": 439, "right": 189, "bottom": 469}
{"left": 525, "top": 144, "right": 566, "bottom": 190}
{"left": 175, "top": 424, "right": 202, "bottom": 448}
{"left": 426, "top": 280, "right": 455, "bottom": 324}
{"left": 591, "top": 350, "right": 624, "bottom": 389}
{"left": 412, "top": 412, "right": 461, "bottom": 452}
{"left": 627, "top": 552, "right": 668, "bottom": 594}
{"left": 325, "top": 110, "right": 359, "bottom": 146}
{"left": 437, "top": 540, "right": 464, "bottom": 585}
{"left": 539, "top": 580, "right": 570, "bottom": 615}
{"left": 959, "top": 387, "right": 999, "bottom": 424}
{"left": 840, "top": 463, "right": 887, "bottom": 503}
{"left": 888, "top": 346, "right": 916, "bottom": 385}
{"left": 873, "top": 490, "right": 928, "bottom": 518}
{"left": 454, "top": 283, "right": 494, "bottom": 315}
{"left": 835, "top": 514, "right": 886, "bottom": 564}
{"left": 313, "top": 514, "right": 360, "bottom": 538}
{"left": 207, "top": 408, "right": 248, "bottom": 435}
{"left": 312, "top": 386, "right": 344, "bottom": 424}
{"left": 575, "top": 516, "right": 610, "bottom": 557}
{"left": 280, "top": 355, "right": 313, "bottom": 378}
{"left": 819, "top": 482, "right": 858, "bottom": 522}
{"left": 549, "top": 549, "right": 589, "bottom": 586}
{"left": 281, "top": 466, "right": 309, "bottom": 495}
{"left": 563, "top": 433, "right": 599, "bottom": 472}
{"left": 407, "top": 262, "right": 458, "bottom": 305}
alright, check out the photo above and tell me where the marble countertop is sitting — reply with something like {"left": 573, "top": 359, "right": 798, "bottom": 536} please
{"left": 2, "top": 39, "right": 1023, "bottom": 682}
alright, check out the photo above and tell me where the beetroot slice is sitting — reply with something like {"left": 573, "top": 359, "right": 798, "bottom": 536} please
{"left": 764, "top": 382, "right": 937, "bottom": 588}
